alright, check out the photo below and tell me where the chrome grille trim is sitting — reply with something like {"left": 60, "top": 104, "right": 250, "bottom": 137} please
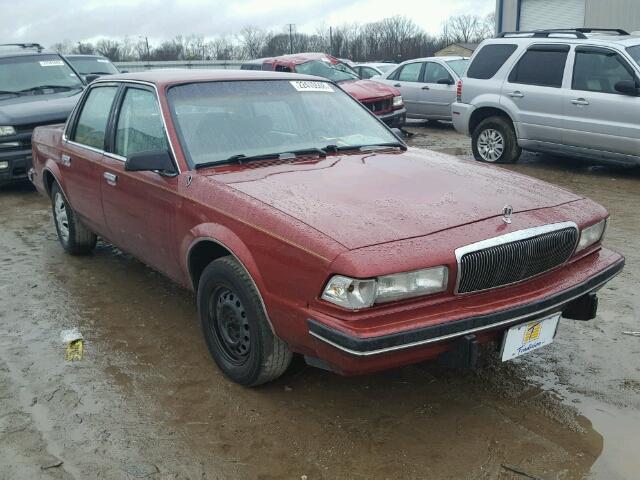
{"left": 454, "top": 222, "right": 579, "bottom": 294}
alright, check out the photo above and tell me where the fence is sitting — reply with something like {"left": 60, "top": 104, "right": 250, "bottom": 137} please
{"left": 114, "top": 60, "right": 244, "bottom": 72}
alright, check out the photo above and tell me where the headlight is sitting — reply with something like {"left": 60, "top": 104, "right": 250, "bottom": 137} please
{"left": 0, "top": 126, "right": 16, "bottom": 136}
{"left": 393, "top": 95, "right": 403, "bottom": 107}
{"left": 321, "top": 266, "right": 448, "bottom": 310}
{"left": 0, "top": 161, "right": 9, "bottom": 170}
{"left": 577, "top": 219, "right": 607, "bottom": 252}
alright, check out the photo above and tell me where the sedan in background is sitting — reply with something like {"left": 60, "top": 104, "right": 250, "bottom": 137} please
{"left": 374, "top": 56, "right": 469, "bottom": 122}
{"left": 354, "top": 63, "right": 397, "bottom": 79}
{"left": 65, "top": 54, "right": 120, "bottom": 83}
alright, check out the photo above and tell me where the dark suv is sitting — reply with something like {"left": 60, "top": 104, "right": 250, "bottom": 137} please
{"left": 0, "top": 43, "right": 84, "bottom": 186}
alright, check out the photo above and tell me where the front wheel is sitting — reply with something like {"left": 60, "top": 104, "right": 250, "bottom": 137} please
{"left": 50, "top": 182, "right": 97, "bottom": 255}
{"left": 197, "top": 257, "right": 292, "bottom": 386}
{"left": 472, "top": 116, "right": 521, "bottom": 164}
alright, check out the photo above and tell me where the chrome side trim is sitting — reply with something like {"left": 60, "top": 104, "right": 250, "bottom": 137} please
{"left": 309, "top": 269, "right": 620, "bottom": 357}
{"left": 453, "top": 221, "right": 579, "bottom": 294}
{"left": 186, "top": 237, "right": 278, "bottom": 336}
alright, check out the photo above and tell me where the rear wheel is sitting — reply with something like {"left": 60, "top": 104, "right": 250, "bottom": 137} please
{"left": 197, "top": 257, "right": 292, "bottom": 386}
{"left": 472, "top": 116, "right": 521, "bottom": 164}
{"left": 51, "top": 183, "right": 97, "bottom": 255}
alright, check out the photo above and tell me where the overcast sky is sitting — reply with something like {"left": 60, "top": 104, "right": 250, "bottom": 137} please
{"left": 1, "top": 0, "right": 494, "bottom": 47}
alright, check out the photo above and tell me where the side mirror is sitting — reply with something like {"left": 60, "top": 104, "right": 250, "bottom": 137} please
{"left": 614, "top": 80, "right": 639, "bottom": 96}
{"left": 391, "top": 127, "right": 406, "bottom": 140}
{"left": 84, "top": 74, "right": 101, "bottom": 84}
{"left": 437, "top": 77, "right": 454, "bottom": 85}
{"left": 125, "top": 150, "right": 176, "bottom": 176}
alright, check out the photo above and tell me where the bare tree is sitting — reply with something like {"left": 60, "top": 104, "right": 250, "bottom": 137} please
{"left": 239, "top": 25, "right": 268, "bottom": 59}
{"left": 442, "top": 14, "right": 482, "bottom": 43}
{"left": 95, "top": 39, "right": 121, "bottom": 61}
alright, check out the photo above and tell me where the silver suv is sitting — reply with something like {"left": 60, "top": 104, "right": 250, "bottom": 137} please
{"left": 452, "top": 28, "right": 640, "bottom": 165}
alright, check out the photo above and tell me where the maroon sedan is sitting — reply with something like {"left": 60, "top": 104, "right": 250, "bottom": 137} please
{"left": 29, "top": 70, "right": 624, "bottom": 386}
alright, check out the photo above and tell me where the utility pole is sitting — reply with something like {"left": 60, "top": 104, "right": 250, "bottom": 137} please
{"left": 145, "top": 36, "right": 150, "bottom": 61}
{"left": 329, "top": 27, "right": 333, "bottom": 56}
{"left": 287, "top": 23, "right": 295, "bottom": 54}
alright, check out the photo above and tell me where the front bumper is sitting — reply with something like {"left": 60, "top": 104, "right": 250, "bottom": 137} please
{"left": 0, "top": 148, "right": 32, "bottom": 186}
{"left": 308, "top": 258, "right": 623, "bottom": 356}
{"left": 378, "top": 108, "right": 407, "bottom": 127}
{"left": 451, "top": 102, "right": 473, "bottom": 136}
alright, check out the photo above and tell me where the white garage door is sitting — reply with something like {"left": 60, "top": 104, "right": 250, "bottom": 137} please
{"left": 520, "top": 0, "right": 586, "bottom": 31}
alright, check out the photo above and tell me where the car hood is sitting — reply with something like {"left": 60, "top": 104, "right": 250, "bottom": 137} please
{"left": 209, "top": 149, "right": 582, "bottom": 250}
{"left": 0, "top": 90, "right": 82, "bottom": 126}
{"left": 339, "top": 79, "right": 399, "bottom": 101}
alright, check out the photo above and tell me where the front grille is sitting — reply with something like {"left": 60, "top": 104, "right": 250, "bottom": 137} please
{"left": 364, "top": 98, "right": 392, "bottom": 114}
{"left": 457, "top": 227, "right": 579, "bottom": 294}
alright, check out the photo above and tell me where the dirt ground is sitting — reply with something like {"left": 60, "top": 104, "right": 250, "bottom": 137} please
{"left": 1, "top": 123, "right": 639, "bottom": 479}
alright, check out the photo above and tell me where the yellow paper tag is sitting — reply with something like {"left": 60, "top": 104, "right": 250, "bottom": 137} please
{"left": 66, "top": 340, "right": 83, "bottom": 361}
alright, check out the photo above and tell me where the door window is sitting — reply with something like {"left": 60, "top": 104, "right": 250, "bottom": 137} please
{"left": 360, "top": 67, "right": 378, "bottom": 79}
{"left": 508, "top": 45, "right": 569, "bottom": 88}
{"left": 72, "top": 86, "right": 118, "bottom": 149}
{"left": 397, "top": 62, "right": 423, "bottom": 82}
{"left": 467, "top": 44, "right": 517, "bottom": 79}
{"left": 572, "top": 49, "right": 637, "bottom": 94}
{"left": 114, "top": 88, "right": 168, "bottom": 157}
{"left": 424, "top": 63, "right": 453, "bottom": 84}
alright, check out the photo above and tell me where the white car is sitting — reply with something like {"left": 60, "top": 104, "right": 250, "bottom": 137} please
{"left": 353, "top": 63, "right": 398, "bottom": 79}
{"left": 374, "top": 56, "right": 469, "bottom": 121}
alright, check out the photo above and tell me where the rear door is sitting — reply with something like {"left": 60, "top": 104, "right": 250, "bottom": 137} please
{"left": 563, "top": 46, "right": 640, "bottom": 158}
{"left": 378, "top": 62, "right": 425, "bottom": 118}
{"left": 421, "top": 61, "right": 457, "bottom": 118}
{"left": 501, "top": 44, "right": 570, "bottom": 144}
{"left": 101, "top": 84, "right": 182, "bottom": 280}
{"left": 62, "top": 84, "right": 119, "bottom": 234}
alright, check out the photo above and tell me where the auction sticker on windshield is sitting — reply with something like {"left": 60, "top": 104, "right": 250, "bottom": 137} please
{"left": 290, "top": 81, "right": 334, "bottom": 92}
{"left": 501, "top": 313, "right": 560, "bottom": 361}
{"left": 39, "top": 60, "right": 65, "bottom": 67}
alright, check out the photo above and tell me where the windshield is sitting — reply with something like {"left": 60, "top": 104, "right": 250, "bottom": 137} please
{"left": 167, "top": 80, "right": 399, "bottom": 167}
{"left": 627, "top": 45, "right": 640, "bottom": 66}
{"left": 376, "top": 64, "right": 396, "bottom": 73}
{"left": 0, "top": 54, "right": 83, "bottom": 99}
{"left": 68, "top": 57, "right": 119, "bottom": 75}
{"left": 295, "top": 60, "right": 359, "bottom": 82}
{"left": 445, "top": 59, "right": 470, "bottom": 77}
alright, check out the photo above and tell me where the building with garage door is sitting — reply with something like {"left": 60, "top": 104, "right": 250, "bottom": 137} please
{"left": 496, "top": 0, "right": 640, "bottom": 34}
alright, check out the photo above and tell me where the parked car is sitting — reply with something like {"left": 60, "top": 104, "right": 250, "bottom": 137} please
{"left": 30, "top": 70, "right": 624, "bottom": 386}
{"left": 0, "top": 43, "right": 84, "bottom": 187}
{"left": 240, "top": 58, "right": 272, "bottom": 71}
{"left": 353, "top": 62, "right": 397, "bottom": 79}
{"left": 260, "top": 53, "right": 406, "bottom": 127}
{"left": 452, "top": 28, "right": 640, "bottom": 164}
{"left": 374, "top": 56, "right": 469, "bottom": 122}
{"left": 65, "top": 54, "right": 120, "bottom": 83}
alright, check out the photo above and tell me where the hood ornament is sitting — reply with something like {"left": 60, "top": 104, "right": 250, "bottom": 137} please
{"left": 502, "top": 205, "right": 513, "bottom": 224}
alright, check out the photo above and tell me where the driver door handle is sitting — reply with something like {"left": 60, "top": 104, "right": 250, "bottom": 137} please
{"left": 508, "top": 91, "right": 525, "bottom": 98}
{"left": 571, "top": 98, "right": 590, "bottom": 106}
{"left": 421, "top": 85, "right": 430, "bottom": 90}
{"left": 103, "top": 171, "right": 118, "bottom": 186}
{"left": 393, "top": 83, "right": 401, "bottom": 87}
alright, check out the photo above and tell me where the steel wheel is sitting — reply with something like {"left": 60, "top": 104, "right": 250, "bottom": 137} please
{"left": 209, "top": 286, "right": 251, "bottom": 365}
{"left": 54, "top": 192, "right": 70, "bottom": 243}
{"left": 477, "top": 128, "right": 505, "bottom": 162}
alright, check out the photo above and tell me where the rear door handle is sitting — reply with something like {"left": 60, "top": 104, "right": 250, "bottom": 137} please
{"left": 421, "top": 85, "right": 430, "bottom": 90}
{"left": 103, "top": 172, "right": 118, "bottom": 186}
{"left": 393, "top": 83, "right": 401, "bottom": 87}
{"left": 508, "top": 91, "right": 524, "bottom": 98}
{"left": 571, "top": 98, "right": 590, "bottom": 106}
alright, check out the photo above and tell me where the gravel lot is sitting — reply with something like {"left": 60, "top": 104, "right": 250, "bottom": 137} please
{"left": 1, "top": 123, "right": 638, "bottom": 479}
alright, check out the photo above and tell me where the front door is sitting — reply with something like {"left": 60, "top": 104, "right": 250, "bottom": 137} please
{"left": 500, "top": 44, "right": 570, "bottom": 145}
{"left": 421, "top": 61, "right": 457, "bottom": 118}
{"left": 100, "top": 85, "right": 182, "bottom": 280}
{"left": 563, "top": 46, "right": 640, "bottom": 159}
{"left": 62, "top": 85, "right": 119, "bottom": 234}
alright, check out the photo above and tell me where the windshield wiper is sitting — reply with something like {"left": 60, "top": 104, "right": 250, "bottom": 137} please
{"left": 195, "top": 148, "right": 327, "bottom": 169}
{"left": 18, "top": 85, "right": 80, "bottom": 94}
{"left": 0, "top": 90, "right": 19, "bottom": 97}
{"left": 324, "top": 142, "right": 406, "bottom": 153}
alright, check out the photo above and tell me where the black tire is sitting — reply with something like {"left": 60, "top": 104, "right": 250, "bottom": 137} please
{"left": 197, "top": 256, "right": 292, "bottom": 386}
{"left": 472, "top": 116, "right": 521, "bottom": 164}
{"left": 50, "top": 182, "right": 97, "bottom": 255}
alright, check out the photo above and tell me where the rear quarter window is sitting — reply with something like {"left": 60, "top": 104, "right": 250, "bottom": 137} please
{"left": 467, "top": 44, "right": 518, "bottom": 79}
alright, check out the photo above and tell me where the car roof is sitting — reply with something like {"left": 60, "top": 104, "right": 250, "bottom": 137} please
{"left": 65, "top": 54, "right": 111, "bottom": 60}
{"left": 357, "top": 62, "right": 395, "bottom": 68}
{"left": 0, "top": 48, "right": 58, "bottom": 59}
{"left": 91, "top": 69, "right": 327, "bottom": 88}
{"left": 484, "top": 33, "right": 640, "bottom": 48}
{"left": 269, "top": 52, "right": 339, "bottom": 65}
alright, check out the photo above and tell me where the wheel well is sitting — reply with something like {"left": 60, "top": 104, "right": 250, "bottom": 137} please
{"left": 469, "top": 107, "right": 514, "bottom": 136}
{"left": 42, "top": 170, "right": 56, "bottom": 198}
{"left": 188, "top": 240, "right": 233, "bottom": 290}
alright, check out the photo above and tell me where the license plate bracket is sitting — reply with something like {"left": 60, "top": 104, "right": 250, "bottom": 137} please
{"left": 501, "top": 313, "right": 561, "bottom": 361}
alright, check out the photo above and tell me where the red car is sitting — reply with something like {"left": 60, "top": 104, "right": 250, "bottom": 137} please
{"left": 29, "top": 70, "right": 624, "bottom": 386}
{"left": 255, "top": 53, "right": 406, "bottom": 128}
